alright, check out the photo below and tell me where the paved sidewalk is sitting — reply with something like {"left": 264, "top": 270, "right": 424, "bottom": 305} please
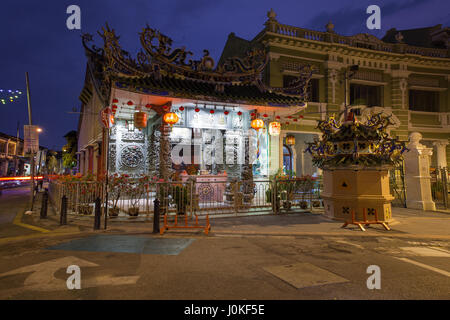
{"left": 26, "top": 196, "right": 450, "bottom": 240}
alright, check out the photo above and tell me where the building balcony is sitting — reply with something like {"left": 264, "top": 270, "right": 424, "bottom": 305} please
{"left": 409, "top": 111, "right": 450, "bottom": 130}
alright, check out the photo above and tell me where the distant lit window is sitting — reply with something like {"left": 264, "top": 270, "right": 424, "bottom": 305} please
{"left": 128, "top": 120, "right": 134, "bottom": 132}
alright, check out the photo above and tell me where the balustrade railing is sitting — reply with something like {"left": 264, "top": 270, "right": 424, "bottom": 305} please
{"left": 268, "top": 22, "right": 448, "bottom": 58}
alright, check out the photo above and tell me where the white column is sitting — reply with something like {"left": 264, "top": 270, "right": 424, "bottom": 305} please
{"left": 404, "top": 132, "right": 436, "bottom": 211}
{"left": 433, "top": 141, "right": 449, "bottom": 168}
{"left": 267, "top": 133, "right": 280, "bottom": 176}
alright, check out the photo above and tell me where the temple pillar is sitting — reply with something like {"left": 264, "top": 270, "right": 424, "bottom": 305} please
{"left": 159, "top": 122, "right": 172, "bottom": 181}
{"left": 404, "top": 132, "right": 436, "bottom": 211}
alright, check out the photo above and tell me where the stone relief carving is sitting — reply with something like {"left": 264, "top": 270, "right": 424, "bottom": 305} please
{"left": 121, "top": 131, "right": 144, "bottom": 141}
{"left": 109, "top": 143, "right": 116, "bottom": 172}
{"left": 119, "top": 144, "right": 145, "bottom": 169}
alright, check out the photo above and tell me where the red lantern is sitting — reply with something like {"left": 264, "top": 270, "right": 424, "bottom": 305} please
{"left": 237, "top": 111, "right": 242, "bottom": 116}
{"left": 112, "top": 98, "right": 118, "bottom": 103}
{"left": 112, "top": 105, "right": 118, "bottom": 110}
{"left": 276, "top": 116, "right": 281, "bottom": 120}
{"left": 163, "top": 112, "right": 179, "bottom": 126}
{"left": 251, "top": 119, "right": 264, "bottom": 131}
{"left": 210, "top": 110, "right": 215, "bottom": 114}
{"left": 145, "top": 104, "right": 152, "bottom": 109}
{"left": 134, "top": 111, "right": 147, "bottom": 129}
{"left": 263, "top": 114, "right": 268, "bottom": 118}
{"left": 195, "top": 108, "right": 200, "bottom": 112}
{"left": 127, "top": 100, "right": 133, "bottom": 106}
{"left": 293, "top": 118, "right": 298, "bottom": 122}
{"left": 287, "top": 116, "right": 292, "bottom": 119}
{"left": 163, "top": 105, "right": 170, "bottom": 111}
{"left": 179, "top": 106, "right": 185, "bottom": 111}
{"left": 299, "top": 115, "right": 304, "bottom": 119}
{"left": 224, "top": 110, "right": 229, "bottom": 115}
{"left": 250, "top": 112, "right": 256, "bottom": 117}
{"left": 286, "top": 121, "right": 290, "bottom": 125}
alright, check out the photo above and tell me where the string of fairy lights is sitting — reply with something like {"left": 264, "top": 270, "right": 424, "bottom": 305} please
{"left": 0, "top": 89, "right": 23, "bottom": 104}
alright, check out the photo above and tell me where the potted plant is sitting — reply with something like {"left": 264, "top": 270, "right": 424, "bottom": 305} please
{"left": 108, "top": 173, "right": 128, "bottom": 217}
{"left": 172, "top": 184, "right": 188, "bottom": 215}
{"left": 129, "top": 175, "right": 151, "bottom": 217}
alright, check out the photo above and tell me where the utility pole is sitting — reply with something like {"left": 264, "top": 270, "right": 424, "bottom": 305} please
{"left": 25, "top": 72, "right": 35, "bottom": 210}
{"left": 343, "top": 65, "right": 359, "bottom": 120}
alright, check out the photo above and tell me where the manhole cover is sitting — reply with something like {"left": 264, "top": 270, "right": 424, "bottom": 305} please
{"left": 263, "top": 262, "right": 348, "bottom": 289}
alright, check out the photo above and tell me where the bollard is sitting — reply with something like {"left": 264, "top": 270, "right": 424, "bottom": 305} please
{"left": 60, "top": 195, "right": 67, "bottom": 225}
{"left": 153, "top": 198, "right": 160, "bottom": 234}
{"left": 94, "top": 197, "right": 101, "bottom": 230}
{"left": 40, "top": 188, "right": 48, "bottom": 219}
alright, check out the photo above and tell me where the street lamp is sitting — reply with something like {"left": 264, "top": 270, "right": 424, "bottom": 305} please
{"left": 343, "top": 65, "right": 359, "bottom": 120}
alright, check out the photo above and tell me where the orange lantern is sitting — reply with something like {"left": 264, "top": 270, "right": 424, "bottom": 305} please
{"left": 251, "top": 119, "right": 264, "bottom": 131}
{"left": 269, "top": 121, "right": 281, "bottom": 136}
{"left": 134, "top": 111, "right": 147, "bottom": 129}
{"left": 286, "top": 135, "right": 295, "bottom": 146}
{"left": 163, "top": 112, "right": 179, "bottom": 126}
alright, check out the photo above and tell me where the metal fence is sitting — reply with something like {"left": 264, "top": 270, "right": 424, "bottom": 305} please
{"left": 430, "top": 167, "right": 449, "bottom": 209}
{"left": 389, "top": 162, "right": 407, "bottom": 208}
{"left": 48, "top": 176, "right": 324, "bottom": 219}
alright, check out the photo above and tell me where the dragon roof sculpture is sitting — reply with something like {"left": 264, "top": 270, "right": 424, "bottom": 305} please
{"left": 81, "top": 23, "right": 313, "bottom": 106}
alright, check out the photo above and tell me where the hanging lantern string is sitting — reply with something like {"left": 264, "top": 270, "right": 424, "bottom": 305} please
{"left": 0, "top": 89, "right": 23, "bottom": 105}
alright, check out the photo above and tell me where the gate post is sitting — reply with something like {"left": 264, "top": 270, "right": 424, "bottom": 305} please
{"left": 94, "top": 197, "right": 101, "bottom": 230}
{"left": 153, "top": 198, "right": 160, "bottom": 234}
{"left": 404, "top": 132, "right": 436, "bottom": 211}
{"left": 60, "top": 195, "right": 67, "bottom": 225}
{"left": 40, "top": 188, "right": 48, "bottom": 219}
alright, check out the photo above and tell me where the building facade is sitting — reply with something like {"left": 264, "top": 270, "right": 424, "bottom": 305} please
{"left": 77, "top": 12, "right": 450, "bottom": 181}
{"left": 219, "top": 10, "right": 449, "bottom": 175}
{"left": 0, "top": 132, "right": 25, "bottom": 176}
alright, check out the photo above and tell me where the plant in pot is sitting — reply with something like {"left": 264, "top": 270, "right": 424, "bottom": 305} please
{"left": 126, "top": 178, "right": 145, "bottom": 217}
{"left": 108, "top": 173, "right": 128, "bottom": 217}
{"left": 172, "top": 184, "right": 188, "bottom": 215}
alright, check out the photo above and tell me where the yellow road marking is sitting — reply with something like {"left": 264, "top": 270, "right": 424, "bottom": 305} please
{"left": 13, "top": 210, "right": 51, "bottom": 233}
{"left": 0, "top": 231, "right": 84, "bottom": 245}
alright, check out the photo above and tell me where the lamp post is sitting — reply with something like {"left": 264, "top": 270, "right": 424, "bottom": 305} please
{"left": 25, "top": 72, "right": 35, "bottom": 210}
{"left": 343, "top": 65, "right": 359, "bottom": 120}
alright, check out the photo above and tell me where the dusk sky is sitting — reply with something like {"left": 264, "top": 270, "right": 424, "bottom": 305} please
{"left": 0, "top": 0, "right": 448, "bottom": 150}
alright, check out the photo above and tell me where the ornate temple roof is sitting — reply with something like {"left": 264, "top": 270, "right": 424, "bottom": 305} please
{"left": 81, "top": 24, "right": 312, "bottom": 107}
{"left": 112, "top": 74, "right": 304, "bottom": 107}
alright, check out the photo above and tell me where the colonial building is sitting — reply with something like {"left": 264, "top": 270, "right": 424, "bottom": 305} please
{"left": 219, "top": 10, "right": 449, "bottom": 175}
{"left": 0, "top": 131, "right": 25, "bottom": 176}
{"left": 0, "top": 131, "right": 49, "bottom": 177}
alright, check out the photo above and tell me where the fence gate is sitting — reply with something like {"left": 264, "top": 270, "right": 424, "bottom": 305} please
{"left": 389, "top": 162, "right": 407, "bottom": 208}
{"left": 430, "top": 167, "right": 449, "bottom": 209}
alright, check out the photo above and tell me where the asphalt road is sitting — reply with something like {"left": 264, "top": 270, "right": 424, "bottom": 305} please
{"left": 0, "top": 187, "right": 449, "bottom": 300}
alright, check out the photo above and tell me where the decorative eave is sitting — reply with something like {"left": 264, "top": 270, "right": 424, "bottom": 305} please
{"left": 81, "top": 23, "right": 313, "bottom": 106}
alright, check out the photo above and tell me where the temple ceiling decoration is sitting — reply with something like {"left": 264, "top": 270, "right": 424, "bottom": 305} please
{"left": 81, "top": 23, "right": 313, "bottom": 107}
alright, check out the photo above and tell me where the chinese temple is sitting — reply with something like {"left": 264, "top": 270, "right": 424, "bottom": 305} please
{"left": 77, "top": 24, "right": 313, "bottom": 181}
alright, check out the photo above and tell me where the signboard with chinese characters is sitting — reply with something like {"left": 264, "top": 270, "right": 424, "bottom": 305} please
{"left": 187, "top": 108, "right": 230, "bottom": 129}
{"left": 23, "top": 125, "right": 39, "bottom": 154}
